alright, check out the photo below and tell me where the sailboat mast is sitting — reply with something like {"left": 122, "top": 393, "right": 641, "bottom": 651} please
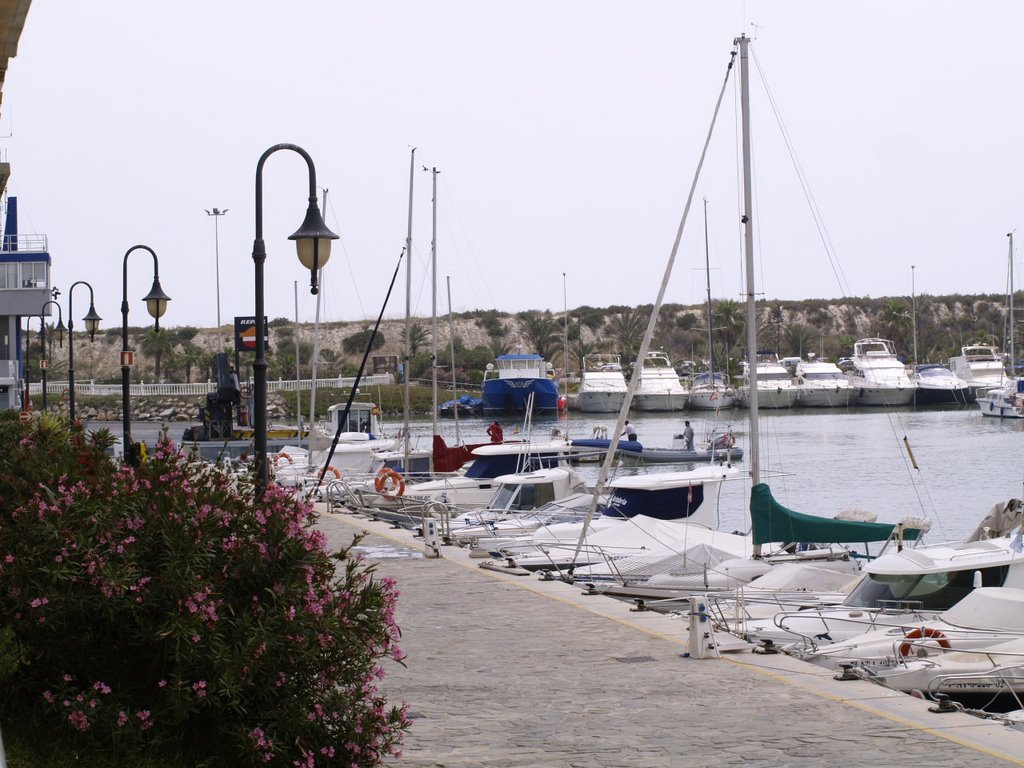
{"left": 447, "top": 275, "right": 461, "bottom": 443}
{"left": 429, "top": 166, "right": 439, "bottom": 438}
{"left": 294, "top": 280, "right": 302, "bottom": 439}
{"left": 403, "top": 148, "right": 415, "bottom": 461}
{"left": 703, "top": 198, "right": 714, "bottom": 380}
{"left": 737, "top": 33, "right": 762, "bottom": 537}
{"left": 1009, "top": 231, "right": 1016, "bottom": 373}
{"left": 911, "top": 265, "right": 918, "bottom": 365}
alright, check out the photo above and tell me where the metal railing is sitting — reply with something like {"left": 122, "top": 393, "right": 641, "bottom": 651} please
{"left": 29, "top": 373, "right": 394, "bottom": 397}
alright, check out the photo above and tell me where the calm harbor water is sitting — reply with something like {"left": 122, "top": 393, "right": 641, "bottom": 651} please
{"left": 98, "top": 403, "right": 1023, "bottom": 545}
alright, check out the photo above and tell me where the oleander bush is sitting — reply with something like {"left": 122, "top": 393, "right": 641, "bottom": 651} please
{"left": 0, "top": 411, "right": 408, "bottom": 766}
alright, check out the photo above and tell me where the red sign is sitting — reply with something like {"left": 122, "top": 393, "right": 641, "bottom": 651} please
{"left": 121, "top": 351, "right": 134, "bottom": 367}
{"left": 18, "top": 411, "right": 31, "bottom": 424}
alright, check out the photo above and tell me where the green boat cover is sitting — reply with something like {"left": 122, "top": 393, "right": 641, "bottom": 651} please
{"left": 749, "top": 483, "right": 922, "bottom": 546}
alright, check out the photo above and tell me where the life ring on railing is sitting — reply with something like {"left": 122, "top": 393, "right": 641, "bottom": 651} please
{"left": 370, "top": 406, "right": 382, "bottom": 416}
{"left": 275, "top": 452, "right": 294, "bottom": 466}
{"left": 322, "top": 466, "right": 342, "bottom": 480}
{"left": 374, "top": 467, "right": 406, "bottom": 498}
{"left": 898, "top": 627, "right": 950, "bottom": 657}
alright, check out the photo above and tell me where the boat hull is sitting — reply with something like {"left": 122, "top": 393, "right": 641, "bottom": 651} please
{"left": 632, "top": 392, "right": 688, "bottom": 412}
{"left": 688, "top": 391, "right": 736, "bottom": 410}
{"left": 737, "top": 387, "right": 798, "bottom": 409}
{"left": 847, "top": 386, "right": 915, "bottom": 407}
{"left": 795, "top": 387, "right": 851, "bottom": 407}
{"left": 482, "top": 378, "right": 560, "bottom": 416}
{"left": 914, "top": 385, "right": 976, "bottom": 406}
{"left": 575, "top": 390, "right": 627, "bottom": 413}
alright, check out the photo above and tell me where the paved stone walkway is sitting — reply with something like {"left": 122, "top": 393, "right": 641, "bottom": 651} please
{"left": 317, "top": 507, "right": 1024, "bottom": 768}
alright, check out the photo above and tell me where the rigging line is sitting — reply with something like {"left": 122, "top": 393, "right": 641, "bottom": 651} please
{"left": 731, "top": 66, "right": 746, "bottom": 298}
{"left": 438, "top": 177, "right": 498, "bottom": 310}
{"left": 313, "top": 248, "right": 406, "bottom": 495}
{"left": 322, "top": 187, "right": 366, "bottom": 320}
{"left": 749, "top": 44, "right": 852, "bottom": 298}
{"left": 569, "top": 45, "right": 739, "bottom": 571}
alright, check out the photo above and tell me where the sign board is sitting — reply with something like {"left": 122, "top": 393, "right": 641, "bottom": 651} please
{"left": 19, "top": 411, "right": 30, "bottom": 424}
{"left": 40, "top": 359, "right": 48, "bottom": 370}
{"left": 120, "top": 351, "right": 134, "bottom": 367}
{"left": 234, "top": 316, "right": 270, "bottom": 353}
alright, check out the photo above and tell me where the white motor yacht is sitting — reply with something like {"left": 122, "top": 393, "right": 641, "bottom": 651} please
{"left": 948, "top": 343, "right": 1008, "bottom": 396}
{"left": 631, "top": 351, "right": 688, "bottom": 412}
{"left": 793, "top": 358, "right": 852, "bottom": 407}
{"left": 575, "top": 354, "right": 628, "bottom": 413}
{"left": 844, "top": 338, "right": 916, "bottom": 406}
{"left": 736, "top": 353, "right": 798, "bottom": 409}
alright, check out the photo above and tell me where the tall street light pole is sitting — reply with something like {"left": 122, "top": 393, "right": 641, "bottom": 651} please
{"left": 38, "top": 299, "right": 64, "bottom": 412}
{"left": 252, "top": 144, "right": 337, "bottom": 496}
{"left": 205, "top": 208, "right": 228, "bottom": 350}
{"left": 67, "top": 281, "right": 101, "bottom": 424}
{"left": 121, "top": 245, "right": 171, "bottom": 466}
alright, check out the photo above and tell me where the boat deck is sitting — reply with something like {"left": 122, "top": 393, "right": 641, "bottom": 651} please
{"left": 316, "top": 507, "right": 1024, "bottom": 767}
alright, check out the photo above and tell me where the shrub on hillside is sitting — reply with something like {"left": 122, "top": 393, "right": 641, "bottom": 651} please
{"left": 0, "top": 412, "right": 408, "bottom": 766}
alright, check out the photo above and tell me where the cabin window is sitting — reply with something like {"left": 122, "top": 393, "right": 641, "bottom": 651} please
{"left": 845, "top": 565, "right": 1008, "bottom": 611}
{"left": 21, "top": 262, "right": 47, "bottom": 288}
{"left": 0, "top": 264, "right": 16, "bottom": 289}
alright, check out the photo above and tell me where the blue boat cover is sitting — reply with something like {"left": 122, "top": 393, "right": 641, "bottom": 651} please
{"left": 602, "top": 484, "right": 705, "bottom": 520}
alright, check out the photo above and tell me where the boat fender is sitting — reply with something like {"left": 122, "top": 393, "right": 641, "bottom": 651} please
{"left": 374, "top": 467, "right": 406, "bottom": 498}
{"left": 898, "top": 627, "right": 950, "bottom": 657}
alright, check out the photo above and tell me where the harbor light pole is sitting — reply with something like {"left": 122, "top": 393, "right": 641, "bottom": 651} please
{"left": 251, "top": 144, "right": 337, "bottom": 496}
{"left": 121, "top": 245, "right": 171, "bottom": 466}
{"left": 67, "top": 281, "right": 101, "bottom": 424}
{"left": 205, "top": 207, "right": 228, "bottom": 350}
{"left": 38, "top": 299, "right": 64, "bottom": 412}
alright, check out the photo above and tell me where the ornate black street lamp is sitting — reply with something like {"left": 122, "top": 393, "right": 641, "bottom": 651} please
{"left": 252, "top": 144, "right": 337, "bottom": 495}
{"left": 38, "top": 299, "right": 65, "bottom": 412}
{"left": 121, "top": 245, "right": 171, "bottom": 466}
{"left": 67, "top": 281, "right": 101, "bottom": 424}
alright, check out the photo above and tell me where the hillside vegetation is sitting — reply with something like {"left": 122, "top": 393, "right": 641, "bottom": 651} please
{"left": 31, "top": 293, "right": 1018, "bottom": 387}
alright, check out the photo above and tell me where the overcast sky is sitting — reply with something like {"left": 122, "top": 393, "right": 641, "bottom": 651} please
{"left": 3, "top": 2, "right": 1023, "bottom": 331}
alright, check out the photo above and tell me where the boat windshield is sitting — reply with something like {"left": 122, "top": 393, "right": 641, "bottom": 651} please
{"left": 489, "top": 481, "right": 558, "bottom": 512}
{"left": 844, "top": 565, "right": 1009, "bottom": 611}
{"left": 918, "top": 367, "right": 953, "bottom": 380}
{"left": 758, "top": 372, "right": 790, "bottom": 382}
{"left": 804, "top": 372, "right": 843, "bottom": 381}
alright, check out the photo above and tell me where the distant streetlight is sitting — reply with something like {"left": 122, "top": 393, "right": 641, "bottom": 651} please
{"left": 38, "top": 299, "right": 65, "bottom": 412}
{"left": 67, "top": 281, "right": 101, "bottom": 424}
{"left": 251, "top": 144, "right": 337, "bottom": 496}
{"left": 121, "top": 245, "right": 171, "bottom": 466}
{"left": 205, "top": 208, "right": 228, "bottom": 350}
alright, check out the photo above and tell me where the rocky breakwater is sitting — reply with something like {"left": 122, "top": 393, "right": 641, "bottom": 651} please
{"left": 55, "top": 394, "right": 294, "bottom": 425}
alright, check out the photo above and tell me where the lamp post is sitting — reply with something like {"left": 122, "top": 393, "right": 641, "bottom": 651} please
{"left": 38, "top": 299, "right": 64, "bottom": 412}
{"left": 121, "top": 245, "right": 171, "bottom": 466}
{"left": 205, "top": 208, "right": 228, "bottom": 350}
{"left": 252, "top": 144, "right": 338, "bottom": 495}
{"left": 67, "top": 281, "right": 101, "bottom": 424}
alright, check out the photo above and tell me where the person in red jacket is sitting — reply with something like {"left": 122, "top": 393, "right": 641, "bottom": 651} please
{"left": 486, "top": 420, "right": 504, "bottom": 443}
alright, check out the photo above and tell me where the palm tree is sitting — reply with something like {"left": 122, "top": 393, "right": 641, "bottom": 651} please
{"left": 876, "top": 300, "right": 913, "bottom": 354}
{"left": 518, "top": 311, "right": 561, "bottom": 359}
{"left": 712, "top": 298, "right": 744, "bottom": 377}
{"left": 606, "top": 308, "right": 648, "bottom": 365}
{"left": 407, "top": 322, "right": 429, "bottom": 357}
{"left": 139, "top": 328, "right": 177, "bottom": 380}
{"left": 177, "top": 341, "right": 206, "bottom": 384}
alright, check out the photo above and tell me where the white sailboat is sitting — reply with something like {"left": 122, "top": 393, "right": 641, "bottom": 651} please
{"left": 689, "top": 198, "right": 736, "bottom": 411}
{"left": 977, "top": 232, "right": 1023, "bottom": 418}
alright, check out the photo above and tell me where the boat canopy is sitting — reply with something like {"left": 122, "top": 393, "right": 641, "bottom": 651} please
{"left": 749, "top": 483, "right": 922, "bottom": 546}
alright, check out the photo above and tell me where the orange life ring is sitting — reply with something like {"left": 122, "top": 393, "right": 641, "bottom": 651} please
{"left": 370, "top": 406, "right": 382, "bottom": 416}
{"left": 322, "top": 466, "right": 342, "bottom": 480}
{"left": 898, "top": 627, "right": 950, "bottom": 657}
{"left": 275, "top": 452, "right": 294, "bottom": 466}
{"left": 374, "top": 467, "right": 406, "bottom": 498}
